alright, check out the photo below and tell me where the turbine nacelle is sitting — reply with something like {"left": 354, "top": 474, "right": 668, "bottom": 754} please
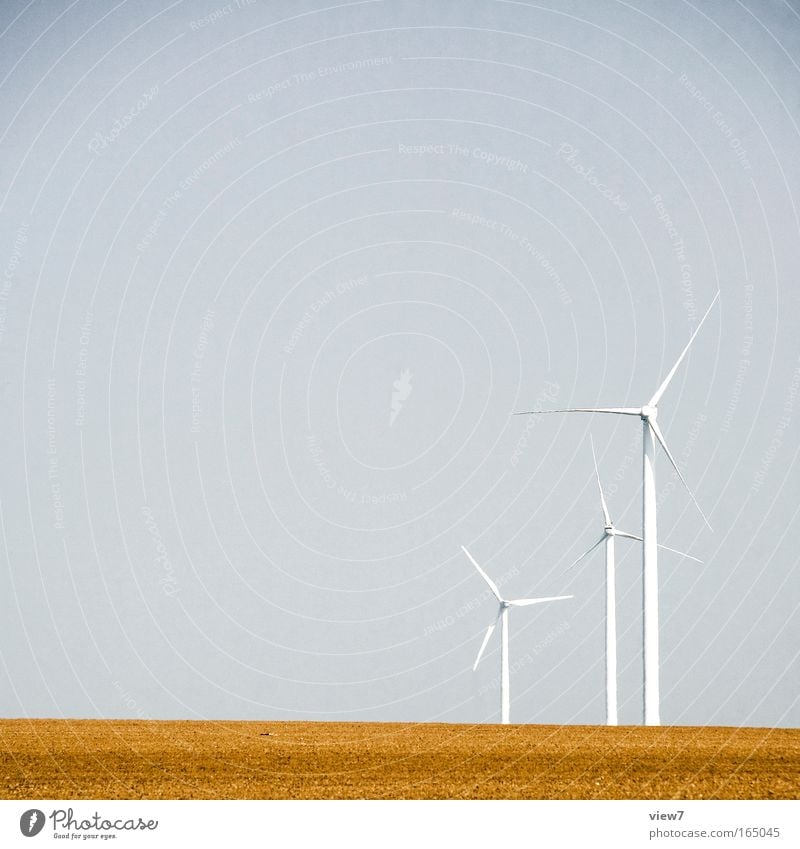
{"left": 566, "top": 436, "right": 702, "bottom": 570}
{"left": 513, "top": 292, "right": 719, "bottom": 534}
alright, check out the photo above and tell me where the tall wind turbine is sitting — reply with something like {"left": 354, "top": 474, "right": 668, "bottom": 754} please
{"left": 569, "top": 436, "right": 702, "bottom": 726}
{"left": 461, "top": 545, "right": 573, "bottom": 724}
{"left": 516, "top": 292, "right": 718, "bottom": 725}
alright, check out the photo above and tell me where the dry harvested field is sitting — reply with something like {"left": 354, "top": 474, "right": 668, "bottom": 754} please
{"left": 1, "top": 720, "right": 798, "bottom": 800}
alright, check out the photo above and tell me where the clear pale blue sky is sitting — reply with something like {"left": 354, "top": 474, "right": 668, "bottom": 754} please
{"left": 0, "top": 0, "right": 798, "bottom": 727}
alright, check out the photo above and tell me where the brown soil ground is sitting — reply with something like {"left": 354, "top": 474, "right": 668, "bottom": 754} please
{"left": 1, "top": 721, "right": 798, "bottom": 800}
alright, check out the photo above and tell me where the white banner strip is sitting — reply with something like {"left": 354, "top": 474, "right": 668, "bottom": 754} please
{"left": 2, "top": 800, "right": 798, "bottom": 848}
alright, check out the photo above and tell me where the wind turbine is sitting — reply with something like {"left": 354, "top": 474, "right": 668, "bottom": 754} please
{"left": 569, "top": 436, "right": 702, "bottom": 726}
{"left": 461, "top": 545, "right": 573, "bottom": 724}
{"left": 515, "top": 292, "right": 718, "bottom": 725}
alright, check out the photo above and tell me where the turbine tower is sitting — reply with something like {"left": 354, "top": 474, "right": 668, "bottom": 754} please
{"left": 461, "top": 546, "right": 572, "bottom": 724}
{"left": 569, "top": 436, "right": 701, "bottom": 726}
{"left": 515, "top": 292, "right": 718, "bottom": 725}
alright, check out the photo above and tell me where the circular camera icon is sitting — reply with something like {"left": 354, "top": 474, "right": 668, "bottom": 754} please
{"left": 19, "top": 809, "right": 46, "bottom": 837}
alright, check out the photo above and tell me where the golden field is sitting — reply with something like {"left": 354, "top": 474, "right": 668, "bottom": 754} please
{"left": 1, "top": 720, "right": 797, "bottom": 800}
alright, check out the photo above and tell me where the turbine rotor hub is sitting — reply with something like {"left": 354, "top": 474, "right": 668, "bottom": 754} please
{"left": 641, "top": 405, "right": 657, "bottom": 420}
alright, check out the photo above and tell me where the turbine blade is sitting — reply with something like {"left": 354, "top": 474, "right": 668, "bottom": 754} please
{"left": 566, "top": 535, "right": 605, "bottom": 569}
{"left": 473, "top": 611, "right": 501, "bottom": 670}
{"left": 648, "top": 291, "right": 720, "bottom": 407}
{"left": 614, "top": 529, "right": 702, "bottom": 563}
{"left": 590, "top": 434, "right": 611, "bottom": 526}
{"left": 614, "top": 530, "right": 643, "bottom": 542}
{"left": 508, "top": 595, "right": 574, "bottom": 606}
{"left": 513, "top": 407, "right": 640, "bottom": 416}
{"left": 461, "top": 545, "right": 502, "bottom": 601}
{"left": 649, "top": 420, "right": 713, "bottom": 531}
{"left": 657, "top": 542, "right": 703, "bottom": 564}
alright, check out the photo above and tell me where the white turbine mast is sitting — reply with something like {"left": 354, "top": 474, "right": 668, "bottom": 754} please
{"left": 569, "top": 436, "right": 701, "bottom": 726}
{"left": 515, "top": 291, "right": 718, "bottom": 725}
{"left": 461, "top": 545, "right": 572, "bottom": 725}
